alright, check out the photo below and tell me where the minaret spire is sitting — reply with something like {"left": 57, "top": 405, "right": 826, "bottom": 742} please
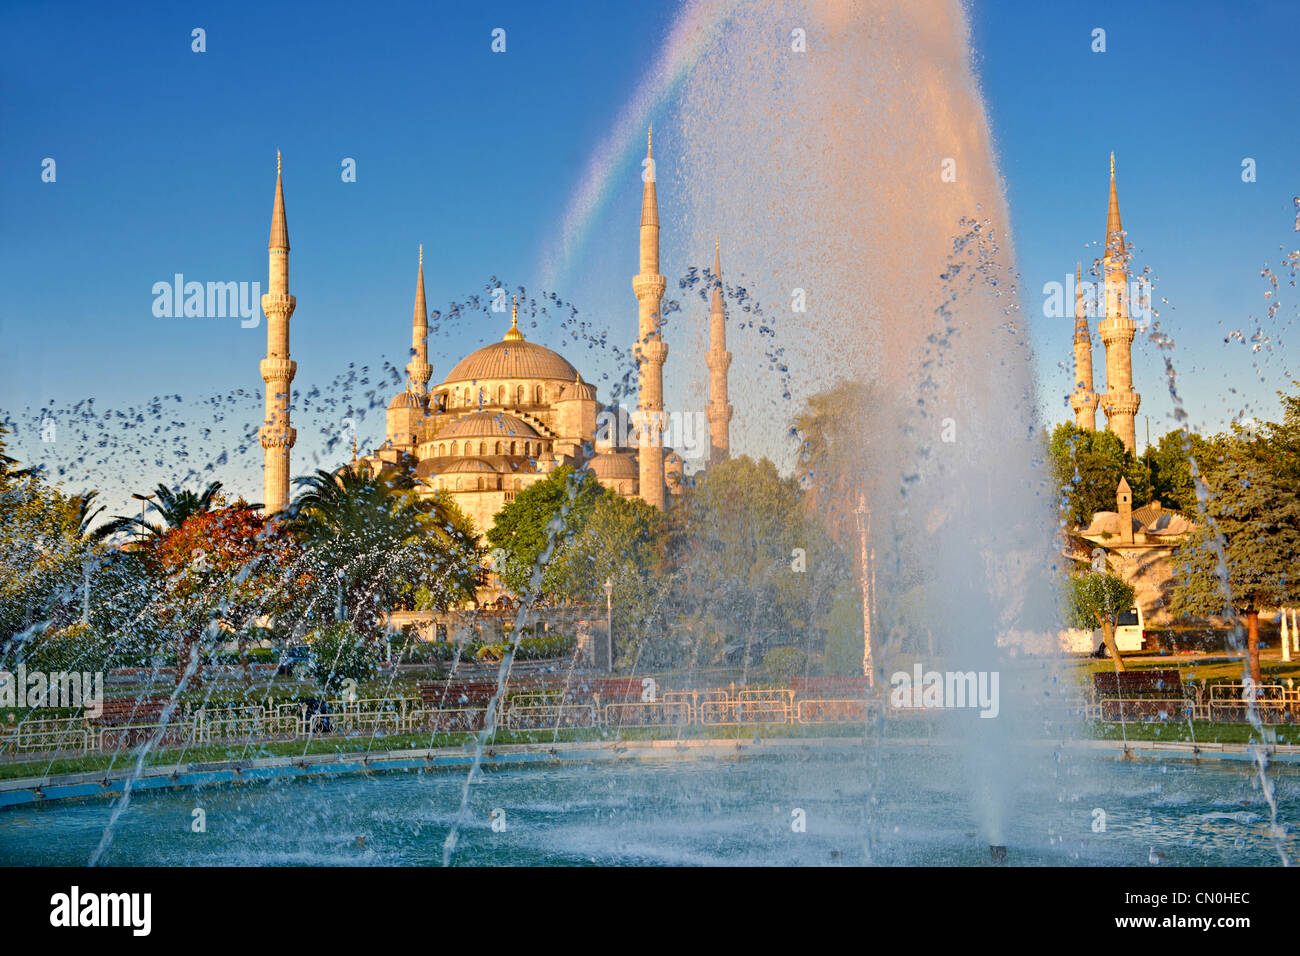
{"left": 1097, "top": 153, "right": 1141, "bottom": 452}
{"left": 633, "top": 125, "right": 668, "bottom": 508}
{"left": 259, "top": 153, "right": 298, "bottom": 515}
{"left": 1069, "top": 262, "right": 1099, "bottom": 431}
{"left": 705, "top": 236, "right": 733, "bottom": 463}
{"left": 406, "top": 244, "right": 431, "bottom": 397}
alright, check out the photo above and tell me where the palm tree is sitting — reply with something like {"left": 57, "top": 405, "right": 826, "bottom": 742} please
{"left": 98, "top": 480, "right": 235, "bottom": 541}
{"left": 284, "top": 467, "right": 480, "bottom": 637}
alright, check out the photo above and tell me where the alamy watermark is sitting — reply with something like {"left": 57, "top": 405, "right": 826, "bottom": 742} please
{"left": 889, "top": 664, "right": 999, "bottom": 718}
{"left": 0, "top": 666, "right": 104, "bottom": 717}
{"left": 152, "top": 274, "right": 262, "bottom": 327}
{"left": 1042, "top": 272, "right": 1153, "bottom": 323}
{"left": 595, "top": 408, "right": 708, "bottom": 460}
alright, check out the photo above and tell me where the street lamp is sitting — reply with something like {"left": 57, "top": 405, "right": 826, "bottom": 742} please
{"left": 603, "top": 577, "right": 614, "bottom": 673}
{"left": 336, "top": 568, "right": 346, "bottom": 622}
{"left": 130, "top": 492, "right": 154, "bottom": 544}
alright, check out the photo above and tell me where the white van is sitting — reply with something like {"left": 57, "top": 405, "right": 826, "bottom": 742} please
{"left": 1059, "top": 605, "right": 1145, "bottom": 656}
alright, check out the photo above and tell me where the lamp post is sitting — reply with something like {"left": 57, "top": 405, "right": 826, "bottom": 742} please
{"left": 81, "top": 558, "right": 92, "bottom": 624}
{"left": 336, "top": 568, "right": 346, "bottom": 622}
{"left": 603, "top": 577, "right": 613, "bottom": 673}
{"left": 130, "top": 492, "right": 154, "bottom": 544}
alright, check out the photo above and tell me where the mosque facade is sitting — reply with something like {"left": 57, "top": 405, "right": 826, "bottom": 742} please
{"left": 257, "top": 132, "right": 733, "bottom": 542}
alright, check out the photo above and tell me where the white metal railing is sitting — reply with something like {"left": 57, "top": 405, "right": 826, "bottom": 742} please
{"left": 6, "top": 678, "right": 1296, "bottom": 764}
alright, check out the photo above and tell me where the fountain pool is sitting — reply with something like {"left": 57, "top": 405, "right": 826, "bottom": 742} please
{"left": 2, "top": 746, "right": 1294, "bottom": 866}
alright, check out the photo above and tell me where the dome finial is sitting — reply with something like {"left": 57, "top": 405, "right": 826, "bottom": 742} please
{"left": 504, "top": 294, "right": 524, "bottom": 342}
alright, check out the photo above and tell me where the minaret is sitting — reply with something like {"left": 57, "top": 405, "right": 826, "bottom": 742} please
{"left": 705, "top": 236, "right": 733, "bottom": 463}
{"left": 633, "top": 126, "right": 668, "bottom": 508}
{"left": 406, "top": 245, "right": 432, "bottom": 398}
{"left": 1069, "top": 262, "right": 1099, "bottom": 431}
{"left": 1097, "top": 152, "right": 1141, "bottom": 452}
{"left": 259, "top": 151, "right": 297, "bottom": 514}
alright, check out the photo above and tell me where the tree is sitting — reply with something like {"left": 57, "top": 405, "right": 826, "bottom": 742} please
{"left": 485, "top": 465, "right": 608, "bottom": 597}
{"left": 663, "top": 456, "right": 848, "bottom": 671}
{"left": 791, "top": 379, "right": 889, "bottom": 548}
{"left": 146, "top": 502, "right": 301, "bottom": 682}
{"left": 1047, "top": 423, "right": 1150, "bottom": 526}
{"left": 308, "top": 620, "right": 380, "bottom": 695}
{"left": 285, "top": 467, "right": 481, "bottom": 638}
{"left": 1063, "top": 571, "right": 1137, "bottom": 671}
{"left": 1170, "top": 454, "right": 1300, "bottom": 684}
{"left": 1142, "top": 430, "right": 1200, "bottom": 515}
{"left": 98, "top": 480, "right": 231, "bottom": 540}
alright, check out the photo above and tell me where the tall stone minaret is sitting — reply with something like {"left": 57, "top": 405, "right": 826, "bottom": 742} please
{"left": 1097, "top": 152, "right": 1140, "bottom": 452}
{"left": 407, "top": 245, "right": 432, "bottom": 397}
{"left": 633, "top": 127, "right": 668, "bottom": 508}
{"left": 705, "top": 237, "right": 732, "bottom": 463}
{"left": 259, "top": 151, "right": 297, "bottom": 514}
{"left": 1069, "top": 262, "right": 1099, "bottom": 431}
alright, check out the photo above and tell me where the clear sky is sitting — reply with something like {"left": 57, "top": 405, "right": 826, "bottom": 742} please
{"left": 1, "top": 0, "right": 1297, "bottom": 510}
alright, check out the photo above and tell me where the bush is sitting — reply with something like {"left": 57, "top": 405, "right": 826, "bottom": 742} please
{"left": 307, "top": 621, "right": 380, "bottom": 694}
{"left": 20, "top": 621, "right": 115, "bottom": 673}
{"left": 762, "top": 647, "right": 808, "bottom": 683}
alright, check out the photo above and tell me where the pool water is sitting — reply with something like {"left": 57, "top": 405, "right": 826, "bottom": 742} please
{"left": 0, "top": 747, "right": 1294, "bottom": 866}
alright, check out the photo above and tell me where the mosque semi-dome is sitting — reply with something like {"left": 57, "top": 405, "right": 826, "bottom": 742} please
{"left": 587, "top": 450, "right": 639, "bottom": 481}
{"left": 442, "top": 339, "right": 578, "bottom": 385}
{"left": 560, "top": 375, "right": 598, "bottom": 401}
{"left": 388, "top": 390, "right": 425, "bottom": 410}
{"left": 439, "top": 457, "right": 502, "bottom": 475}
{"left": 438, "top": 411, "right": 540, "bottom": 440}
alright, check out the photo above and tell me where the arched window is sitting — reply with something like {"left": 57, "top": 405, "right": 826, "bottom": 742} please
{"left": 450, "top": 441, "right": 458, "bottom": 456}
{"left": 510, "top": 441, "right": 516, "bottom": 455}
{"left": 524, "top": 442, "right": 531, "bottom": 457}
{"left": 498, "top": 385, "right": 507, "bottom": 404}
{"left": 494, "top": 441, "right": 502, "bottom": 455}
{"left": 478, "top": 441, "right": 486, "bottom": 456}
{"left": 438, "top": 443, "right": 445, "bottom": 457}
{"left": 517, "top": 385, "right": 526, "bottom": 404}
{"left": 478, "top": 387, "right": 486, "bottom": 407}
{"left": 534, "top": 385, "right": 543, "bottom": 404}
{"left": 476, "top": 477, "right": 484, "bottom": 491}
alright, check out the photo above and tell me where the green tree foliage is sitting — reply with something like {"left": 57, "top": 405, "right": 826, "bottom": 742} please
{"left": 1141, "top": 430, "right": 1201, "bottom": 515}
{"left": 286, "top": 467, "right": 481, "bottom": 637}
{"left": 1171, "top": 451, "right": 1300, "bottom": 683}
{"left": 1062, "top": 571, "right": 1136, "bottom": 671}
{"left": 658, "top": 456, "right": 849, "bottom": 671}
{"left": 0, "top": 427, "right": 98, "bottom": 648}
{"left": 485, "top": 465, "right": 609, "bottom": 596}
{"left": 791, "top": 379, "right": 890, "bottom": 547}
{"left": 1047, "top": 423, "right": 1150, "bottom": 526}
{"left": 97, "top": 480, "right": 230, "bottom": 541}
{"left": 308, "top": 620, "right": 380, "bottom": 694}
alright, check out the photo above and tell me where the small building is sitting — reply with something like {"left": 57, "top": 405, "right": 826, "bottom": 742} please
{"left": 1067, "top": 477, "right": 1197, "bottom": 624}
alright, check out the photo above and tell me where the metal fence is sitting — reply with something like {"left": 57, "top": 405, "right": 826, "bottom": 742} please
{"left": 4, "top": 678, "right": 1295, "bottom": 764}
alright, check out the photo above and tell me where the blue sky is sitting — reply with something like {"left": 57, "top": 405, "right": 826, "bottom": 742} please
{"left": 1, "top": 0, "right": 1297, "bottom": 508}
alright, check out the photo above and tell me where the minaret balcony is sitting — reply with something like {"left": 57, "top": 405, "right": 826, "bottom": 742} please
{"left": 260, "top": 357, "right": 298, "bottom": 382}
{"left": 259, "top": 424, "right": 297, "bottom": 448}
{"left": 706, "top": 349, "right": 732, "bottom": 371}
{"left": 636, "top": 339, "right": 668, "bottom": 366}
{"left": 260, "top": 292, "right": 296, "bottom": 315}
{"left": 632, "top": 274, "right": 666, "bottom": 299}
{"left": 1100, "top": 392, "right": 1141, "bottom": 416}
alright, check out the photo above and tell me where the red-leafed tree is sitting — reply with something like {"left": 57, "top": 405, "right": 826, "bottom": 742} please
{"left": 145, "top": 502, "right": 303, "bottom": 682}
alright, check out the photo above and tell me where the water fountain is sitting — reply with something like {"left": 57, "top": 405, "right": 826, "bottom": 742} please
{"left": 0, "top": 0, "right": 1296, "bottom": 868}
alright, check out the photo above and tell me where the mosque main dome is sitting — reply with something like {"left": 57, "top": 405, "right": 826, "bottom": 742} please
{"left": 441, "top": 339, "right": 577, "bottom": 385}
